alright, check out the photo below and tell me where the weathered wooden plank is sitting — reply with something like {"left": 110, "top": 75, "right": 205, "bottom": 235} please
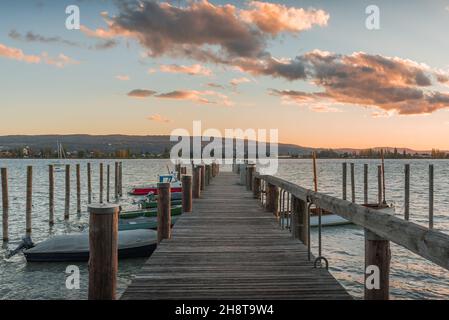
{"left": 121, "top": 172, "right": 350, "bottom": 300}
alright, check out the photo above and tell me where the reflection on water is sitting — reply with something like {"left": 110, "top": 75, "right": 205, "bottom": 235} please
{"left": 0, "top": 159, "right": 448, "bottom": 299}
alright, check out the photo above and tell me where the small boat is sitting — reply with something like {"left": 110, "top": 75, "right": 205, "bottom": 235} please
{"left": 120, "top": 205, "right": 183, "bottom": 219}
{"left": 138, "top": 192, "right": 183, "bottom": 209}
{"left": 309, "top": 203, "right": 395, "bottom": 227}
{"left": 119, "top": 215, "right": 180, "bottom": 231}
{"left": 52, "top": 141, "right": 66, "bottom": 172}
{"left": 129, "top": 173, "right": 182, "bottom": 196}
{"left": 23, "top": 229, "right": 157, "bottom": 262}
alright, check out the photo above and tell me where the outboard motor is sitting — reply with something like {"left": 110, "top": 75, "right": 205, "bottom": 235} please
{"left": 6, "top": 236, "right": 35, "bottom": 258}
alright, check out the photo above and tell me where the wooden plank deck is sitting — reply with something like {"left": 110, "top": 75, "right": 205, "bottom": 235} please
{"left": 121, "top": 172, "right": 351, "bottom": 300}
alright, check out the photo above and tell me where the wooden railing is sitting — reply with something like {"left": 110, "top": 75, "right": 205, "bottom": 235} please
{"left": 233, "top": 163, "right": 449, "bottom": 300}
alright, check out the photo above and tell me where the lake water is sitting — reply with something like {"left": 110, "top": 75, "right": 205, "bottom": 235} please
{"left": 0, "top": 159, "right": 448, "bottom": 299}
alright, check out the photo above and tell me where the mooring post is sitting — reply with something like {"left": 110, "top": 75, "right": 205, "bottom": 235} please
{"left": 119, "top": 162, "right": 123, "bottom": 196}
{"left": 107, "top": 164, "right": 110, "bottom": 203}
{"left": 404, "top": 164, "right": 410, "bottom": 221}
{"left": 48, "top": 165, "right": 54, "bottom": 225}
{"left": 158, "top": 182, "right": 171, "bottom": 244}
{"left": 64, "top": 164, "right": 70, "bottom": 220}
{"left": 364, "top": 164, "right": 368, "bottom": 204}
{"left": 377, "top": 165, "right": 382, "bottom": 205}
{"left": 193, "top": 166, "right": 201, "bottom": 199}
{"left": 88, "top": 203, "right": 119, "bottom": 300}
{"left": 239, "top": 164, "right": 246, "bottom": 186}
{"left": 181, "top": 166, "right": 187, "bottom": 175}
{"left": 176, "top": 163, "right": 181, "bottom": 181}
{"left": 76, "top": 164, "right": 81, "bottom": 214}
{"left": 99, "top": 163, "right": 104, "bottom": 204}
{"left": 26, "top": 166, "right": 32, "bottom": 236}
{"left": 114, "top": 162, "right": 119, "bottom": 201}
{"left": 1, "top": 168, "right": 9, "bottom": 241}
{"left": 429, "top": 164, "right": 434, "bottom": 229}
{"left": 266, "top": 183, "right": 279, "bottom": 216}
{"left": 364, "top": 229, "right": 390, "bottom": 300}
{"left": 205, "top": 165, "right": 211, "bottom": 186}
{"left": 291, "top": 196, "right": 308, "bottom": 245}
{"left": 199, "top": 165, "right": 206, "bottom": 191}
{"left": 87, "top": 162, "right": 92, "bottom": 204}
{"left": 351, "top": 163, "right": 355, "bottom": 203}
{"left": 182, "top": 175, "right": 192, "bottom": 213}
{"left": 246, "top": 164, "right": 255, "bottom": 191}
{"left": 253, "top": 176, "right": 261, "bottom": 199}
{"left": 342, "top": 163, "right": 347, "bottom": 200}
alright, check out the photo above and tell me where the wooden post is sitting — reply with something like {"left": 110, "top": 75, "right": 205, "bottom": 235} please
{"left": 107, "top": 164, "right": 110, "bottom": 203}
{"left": 312, "top": 152, "right": 318, "bottom": 192}
{"left": 253, "top": 176, "right": 261, "bottom": 199}
{"left": 291, "top": 196, "right": 308, "bottom": 245}
{"left": 157, "top": 182, "right": 171, "bottom": 243}
{"left": 205, "top": 165, "right": 210, "bottom": 186}
{"left": 351, "top": 163, "right": 355, "bottom": 203}
{"left": 342, "top": 163, "right": 347, "bottom": 200}
{"left": 88, "top": 204, "right": 119, "bottom": 300}
{"left": 119, "top": 162, "right": 123, "bottom": 196}
{"left": 266, "top": 183, "right": 279, "bottom": 216}
{"left": 26, "top": 166, "right": 32, "bottom": 236}
{"left": 76, "top": 164, "right": 81, "bottom": 214}
{"left": 181, "top": 167, "right": 187, "bottom": 175}
{"left": 193, "top": 166, "right": 201, "bottom": 199}
{"left": 182, "top": 175, "right": 192, "bottom": 213}
{"left": 377, "top": 165, "right": 382, "bottom": 205}
{"left": 99, "top": 163, "right": 104, "bottom": 204}
{"left": 364, "top": 164, "right": 368, "bottom": 204}
{"left": 65, "top": 164, "right": 70, "bottom": 220}
{"left": 199, "top": 165, "right": 206, "bottom": 191}
{"left": 49, "top": 165, "right": 54, "bottom": 225}
{"left": 1, "top": 168, "right": 9, "bottom": 241}
{"left": 429, "top": 164, "right": 434, "bottom": 229}
{"left": 87, "top": 163, "right": 92, "bottom": 204}
{"left": 404, "top": 164, "right": 410, "bottom": 221}
{"left": 365, "top": 229, "right": 390, "bottom": 300}
{"left": 114, "top": 162, "right": 119, "bottom": 201}
{"left": 247, "top": 165, "right": 255, "bottom": 191}
{"left": 176, "top": 163, "right": 181, "bottom": 181}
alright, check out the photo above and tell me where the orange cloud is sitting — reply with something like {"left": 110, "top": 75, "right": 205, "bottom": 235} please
{"left": 240, "top": 1, "right": 329, "bottom": 35}
{"left": 0, "top": 43, "right": 40, "bottom": 63}
{"left": 230, "top": 77, "right": 251, "bottom": 86}
{"left": 159, "top": 64, "right": 212, "bottom": 76}
{"left": 147, "top": 114, "right": 172, "bottom": 123}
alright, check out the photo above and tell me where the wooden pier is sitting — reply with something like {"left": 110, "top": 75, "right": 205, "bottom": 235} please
{"left": 121, "top": 172, "right": 351, "bottom": 300}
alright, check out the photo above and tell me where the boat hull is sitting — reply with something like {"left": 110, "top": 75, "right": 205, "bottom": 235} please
{"left": 119, "top": 215, "right": 180, "bottom": 231}
{"left": 120, "top": 205, "right": 183, "bottom": 219}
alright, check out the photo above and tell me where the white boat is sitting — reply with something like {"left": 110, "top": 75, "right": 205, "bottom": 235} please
{"left": 52, "top": 141, "right": 66, "bottom": 172}
{"left": 309, "top": 203, "right": 395, "bottom": 227}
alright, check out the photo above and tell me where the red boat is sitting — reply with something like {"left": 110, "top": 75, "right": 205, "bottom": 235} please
{"left": 129, "top": 174, "right": 182, "bottom": 196}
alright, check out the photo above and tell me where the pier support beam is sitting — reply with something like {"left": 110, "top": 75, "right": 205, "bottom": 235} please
{"left": 26, "top": 166, "right": 33, "bottom": 236}
{"left": 364, "top": 229, "right": 390, "bottom": 300}
{"left": 253, "top": 177, "right": 261, "bottom": 199}
{"left": 157, "top": 182, "right": 171, "bottom": 243}
{"left": 266, "top": 183, "right": 279, "bottom": 216}
{"left": 182, "top": 175, "right": 192, "bottom": 213}
{"left": 88, "top": 203, "right": 119, "bottom": 300}
{"left": 65, "top": 164, "right": 70, "bottom": 220}
{"left": 193, "top": 166, "right": 201, "bottom": 199}
{"left": 342, "top": 163, "right": 347, "bottom": 200}
{"left": 1, "top": 168, "right": 9, "bottom": 241}
{"left": 199, "top": 165, "right": 206, "bottom": 191}
{"left": 246, "top": 164, "right": 255, "bottom": 191}
{"left": 49, "top": 165, "right": 54, "bottom": 226}
{"left": 76, "top": 164, "right": 81, "bottom": 214}
{"left": 291, "top": 196, "right": 308, "bottom": 245}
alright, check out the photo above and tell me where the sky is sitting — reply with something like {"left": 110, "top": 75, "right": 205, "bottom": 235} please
{"left": 1, "top": 0, "right": 449, "bottom": 149}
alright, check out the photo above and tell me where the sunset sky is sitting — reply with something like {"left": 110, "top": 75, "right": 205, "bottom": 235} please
{"left": 1, "top": 0, "right": 449, "bottom": 149}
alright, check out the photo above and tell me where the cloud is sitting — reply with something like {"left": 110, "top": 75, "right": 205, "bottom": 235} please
{"left": 127, "top": 89, "right": 156, "bottom": 98}
{"left": 159, "top": 64, "right": 212, "bottom": 76}
{"left": 230, "top": 77, "right": 251, "bottom": 86}
{"left": 115, "top": 75, "right": 130, "bottom": 81}
{"left": 9, "top": 29, "right": 117, "bottom": 50}
{"left": 0, "top": 43, "right": 78, "bottom": 67}
{"left": 148, "top": 114, "right": 172, "bottom": 123}
{"left": 268, "top": 51, "right": 449, "bottom": 115}
{"left": 91, "top": 0, "right": 328, "bottom": 64}
{"left": 0, "top": 43, "right": 40, "bottom": 63}
{"left": 206, "top": 82, "right": 225, "bottom": 89}
{"left": 240, "top": 1, "right": 329, "bottom": 35}
{"left": 9, "top": 29, "right": 80, "bottom": 47}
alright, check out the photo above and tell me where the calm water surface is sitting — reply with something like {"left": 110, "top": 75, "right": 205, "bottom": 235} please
{"left": 0, "top": 159, "right": 448, "bottom": 299}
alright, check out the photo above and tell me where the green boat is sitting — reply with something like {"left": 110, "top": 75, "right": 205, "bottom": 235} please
{"left": 119, "top": 215, "right": 180, "bottom": 231}
{"left": 120, "top": 205, "right": 183, "bottom": 219}
{"left": 141, "top": 199, "right": 182, "bottom": 209}
{"left": 138, "top": 192, "right": 183, "bottom": 209}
